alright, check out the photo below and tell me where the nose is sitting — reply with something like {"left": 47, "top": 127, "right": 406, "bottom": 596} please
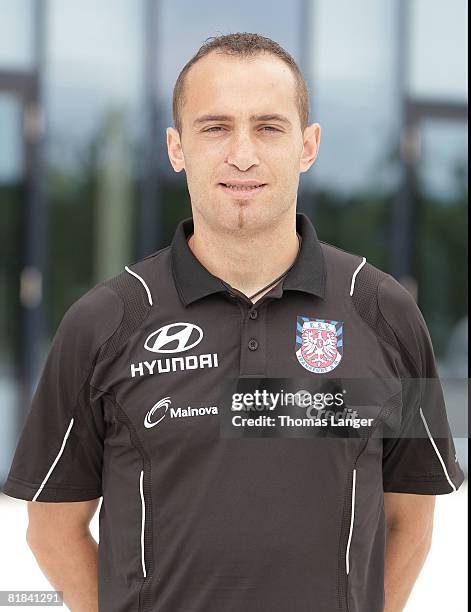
{"left": 225, "top": 130, "right": 260, "bottom": 172}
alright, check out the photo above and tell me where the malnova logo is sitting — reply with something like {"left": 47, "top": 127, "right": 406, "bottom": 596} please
{"left": 144, "top": 397, "right": 219, "bottom": 428}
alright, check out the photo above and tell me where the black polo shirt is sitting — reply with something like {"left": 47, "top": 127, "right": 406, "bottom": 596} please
{"left": 3, "top": 212, "right": 464, "bottom": 612}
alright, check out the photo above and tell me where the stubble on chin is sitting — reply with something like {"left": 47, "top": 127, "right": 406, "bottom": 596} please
{"left": 236, "top": 201, "right": 250, "bottom": 229}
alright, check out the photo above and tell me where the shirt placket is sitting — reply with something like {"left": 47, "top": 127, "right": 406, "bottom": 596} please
{"left": 226, "top": 281, "right": 284, "bottom": 377}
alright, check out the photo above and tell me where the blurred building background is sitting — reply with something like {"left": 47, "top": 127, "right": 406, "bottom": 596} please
{"left": 0, "top": 0, "right": 467, "bottom": 482}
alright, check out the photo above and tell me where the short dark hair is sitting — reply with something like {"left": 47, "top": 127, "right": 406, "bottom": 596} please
{"left": 172, "top": 32, "right": 310, "bottom": 135}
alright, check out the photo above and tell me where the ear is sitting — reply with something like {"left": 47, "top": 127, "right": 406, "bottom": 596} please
{"left": 299, "top": 123, "right": 321, "bottom": 174}
{"left": 166, "top": 127, "right": 185, "bottom": 172}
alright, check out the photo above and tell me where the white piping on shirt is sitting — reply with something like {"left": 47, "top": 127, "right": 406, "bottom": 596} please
{"left": 139, "top": 470, "right": 147, "bottom": 578}
{"left": 345, "top": 468, "right": 357, "bottom": 575}
{"left": 349, "top": 257, "right": 367, "bottom": 296}
{"left": 419, "top": 407, "right": 457, "bottom": 492}
{"left": 124, "top": 265, "right": 153, "bottom": 306}
{"left": 32, "top": 418, "right": 75, "bottom": 501}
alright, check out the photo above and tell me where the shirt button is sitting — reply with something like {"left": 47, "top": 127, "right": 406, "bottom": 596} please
{"left": 248, "top": 338, "right": 259, "bottom": 351}
{"left": 249, "top": 309, "right": 258, "bottom": 320}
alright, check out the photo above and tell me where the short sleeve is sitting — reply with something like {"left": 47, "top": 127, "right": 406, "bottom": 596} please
{"left": 378, "top": 275, "right": 465, "bottom": 495}
{"left": 2, "top": 284, "right": 123, "bottom": 502}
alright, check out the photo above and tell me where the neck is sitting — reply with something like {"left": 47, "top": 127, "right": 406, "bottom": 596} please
{"left": 187, "top": 209, "right": 300, "bottom": 303}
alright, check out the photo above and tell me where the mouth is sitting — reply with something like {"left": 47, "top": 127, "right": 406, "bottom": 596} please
{"left": 218, "top": 182, "right": 267, "bottom": 198}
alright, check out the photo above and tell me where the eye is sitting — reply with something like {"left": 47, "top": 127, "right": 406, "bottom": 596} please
{"left": 202, "top": 125, "right": 282, "bottom": 135}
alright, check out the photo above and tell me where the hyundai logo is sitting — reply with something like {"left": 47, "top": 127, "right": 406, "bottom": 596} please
{"left": 144, "top": 322, "right": 203, "bottom": 354}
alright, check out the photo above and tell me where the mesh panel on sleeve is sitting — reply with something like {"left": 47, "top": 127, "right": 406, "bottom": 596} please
{"left": 98, "top": 271, "right": 151, "bottom": 362}
{"left": 351, "top": 264, "right": 399, "bottom": 352}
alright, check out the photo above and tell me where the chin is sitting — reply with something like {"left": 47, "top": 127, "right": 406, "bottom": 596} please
{"left": 196, "top": 196, "right": 281, "bottom": 232}
{"left": 224, "top": 206, "right": 271, "bottom": 233}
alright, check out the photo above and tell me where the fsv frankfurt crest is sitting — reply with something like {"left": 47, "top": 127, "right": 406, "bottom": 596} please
{"left": 295, "top": 317, "right": 343, "bottom": 373}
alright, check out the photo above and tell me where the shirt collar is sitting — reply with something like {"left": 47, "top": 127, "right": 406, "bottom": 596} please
{"left": 170, "top": 212, "right": 326, "bottom": 306}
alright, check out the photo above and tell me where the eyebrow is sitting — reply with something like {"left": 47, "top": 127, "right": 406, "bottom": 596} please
{"left": 193, "top": 113, "right": 292, "bottom": 127}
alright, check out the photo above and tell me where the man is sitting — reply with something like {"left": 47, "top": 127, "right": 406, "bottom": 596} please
{"left": 3, "top": 33, "right": 464, "bottom": 612}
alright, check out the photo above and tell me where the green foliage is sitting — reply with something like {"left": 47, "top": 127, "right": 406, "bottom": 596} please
{"left": 310, "top": 189, "right": 391, "bottom": 271}
{"left": 45, "top": 160, "right": 96, "bottom": 332}
{"left": 415, "top": 193, "right": 468, "bottom": 354}
{"left": 0, "top": 185, "right": 22, "bottom": 361}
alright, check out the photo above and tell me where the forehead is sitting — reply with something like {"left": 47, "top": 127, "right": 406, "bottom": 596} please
{"left": 182, "top": 52, "right": 298, "bottom": 121}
